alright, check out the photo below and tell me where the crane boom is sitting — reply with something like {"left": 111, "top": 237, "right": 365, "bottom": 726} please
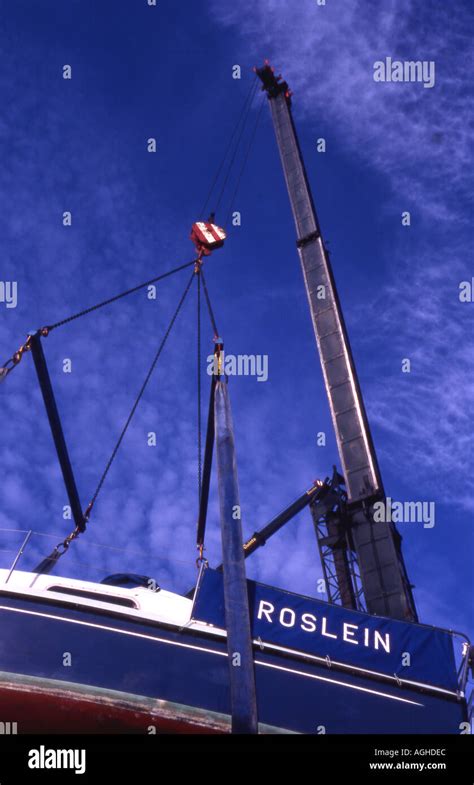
{"left": 257, "top": 64, "right": 381, "bottom": 505}
{"left": 257, "top": 63, "right": 417, "bottom": 622}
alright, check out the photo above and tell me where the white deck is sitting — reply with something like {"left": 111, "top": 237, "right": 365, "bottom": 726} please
{"left": 0, "top": 568, "right": 214, "bottom": 631}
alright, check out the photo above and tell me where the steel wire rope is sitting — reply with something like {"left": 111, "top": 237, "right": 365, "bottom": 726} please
{"left": 200, "top": 268, "right": 219, "bottom": 338}
{"left": 197, "top": 271, "right": 202, "bottom": 504}
{"left": 198, "top": 74, "right": 259, "bottom": 221}
{"left": 46, "top": 258, "right": 198, "bottom": 333}
{"left": 213, "top": 77, "right": 260, "bottom": 218}
{"left": 83, "top": 271, "right": 195, "bottom": 522}
{"left": 224, "top": 93, "right": 266, "bottom": 230}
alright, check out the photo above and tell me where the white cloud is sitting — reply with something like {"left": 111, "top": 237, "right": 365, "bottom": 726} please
{"left": 211, "top": 0, "right": 472, "bottom": 222}
{"left": 351, "top": 243, "right": 474, "bottom": 511}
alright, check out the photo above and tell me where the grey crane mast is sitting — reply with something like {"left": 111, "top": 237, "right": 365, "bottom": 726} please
{"left": 256, "top": 62, "right": 417, "bottom": 623}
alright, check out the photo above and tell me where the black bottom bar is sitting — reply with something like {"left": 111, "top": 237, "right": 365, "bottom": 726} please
{"left": 0, "top": 734, "right": 472, "bottom": 782}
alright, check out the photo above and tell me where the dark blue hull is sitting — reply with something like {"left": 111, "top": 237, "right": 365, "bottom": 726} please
{"left": 0, "top": 592, "right": 466, "bottom": 734}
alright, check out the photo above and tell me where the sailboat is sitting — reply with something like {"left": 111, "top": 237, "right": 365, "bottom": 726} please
{"left": 0, "top": 63, "right": 470, "bottom": 735}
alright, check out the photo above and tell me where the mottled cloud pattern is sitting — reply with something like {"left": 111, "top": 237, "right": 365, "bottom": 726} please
{"left": 212, "top": 0, "right": 472, "bottom": 221}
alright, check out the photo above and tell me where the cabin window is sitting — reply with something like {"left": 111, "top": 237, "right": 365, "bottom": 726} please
{"left": 47, "top": 586, "right": 138, "bottom": 609}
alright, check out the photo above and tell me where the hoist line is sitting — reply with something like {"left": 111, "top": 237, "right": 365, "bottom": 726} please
{"left": 200, "top": 268, "right": 219, "bottom": 338}
{"left": 194, "top": 263, "right": 222, "bottom": 558}
{"left": 213, "top": 77, "right": 260, "bottom": 218}
{"left": 224, "top": 93, "right": 266, "bottom": 230}
{"left": 83, "top": 270, "right": 196, "bottom": 522}
{"left": 197, "top": 271, "right": 202, "bottom": 504}
{"left": 199, "top": 74, "right": 259, "bottom": 221}
{"left": 46, "top": 258, "right": 198, "bottom": 332}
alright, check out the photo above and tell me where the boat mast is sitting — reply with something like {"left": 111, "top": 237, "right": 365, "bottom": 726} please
{"left": 256, "top": 63, "right": 417, "bottom": 622}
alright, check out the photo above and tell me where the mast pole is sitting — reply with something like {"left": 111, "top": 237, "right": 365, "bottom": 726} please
{"left": 214, "top": 378, "right": 258, "bottom": 734}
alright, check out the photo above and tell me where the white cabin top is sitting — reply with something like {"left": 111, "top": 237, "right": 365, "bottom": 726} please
{"left": 0, "top": 568, "right": 220, "bottom": 634}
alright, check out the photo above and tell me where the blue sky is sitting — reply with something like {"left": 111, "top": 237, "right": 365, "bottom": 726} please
{"left": 0, "top": 0, "right": 472, "bottom": 651}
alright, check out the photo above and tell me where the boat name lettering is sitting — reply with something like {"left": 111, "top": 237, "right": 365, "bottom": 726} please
{"left": 257, "top": 600, "right": 391, "bottom": 654}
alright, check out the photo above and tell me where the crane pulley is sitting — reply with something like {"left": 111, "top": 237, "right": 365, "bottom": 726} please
{"left": 191, "top": 220, "right": 227, "bottom": 257}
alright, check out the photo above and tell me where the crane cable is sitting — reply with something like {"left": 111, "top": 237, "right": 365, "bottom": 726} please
{"left": 83, "top": 270, "right": 196, "bottom": 525}
{"left": 0, "top": 257, "right": 199, "bottom": 380}
{"left": 195, "top": 265, "right": 221, "bottom": 507}
{"left": 193, "top": 263, "right": 222, "bottom": 564}
{"left": 85, "top": 264, "right": 219, "bottom": 523}
{"left": 224, "top": 92, "right": 266, "bottom": 230}
{"left": 35, "top": 272, "right": 195, "bottom": 573}
{"left": 197, "top": 270, "right": 202, "bottom": 504}
{"left": 199, "top": 74, "right": 259, "bottom": 221}
{"left": 200, "top": 267, "right": 219, "bottom": 338}
{"left": 47, "top": 258, "right": 198, "bottom": 333}
{"left": 2, "top": 251, "right": 222, "bottom": 570}
{"left": 35, "top": 264, "right": 221, "bottom": 575}
{"left": 213, "top": 77, "right": 260, "bottom": 218}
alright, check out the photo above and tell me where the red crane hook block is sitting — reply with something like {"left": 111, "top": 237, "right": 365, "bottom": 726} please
{"left": 190, "top": 221, "right": 227, "bottom": 256}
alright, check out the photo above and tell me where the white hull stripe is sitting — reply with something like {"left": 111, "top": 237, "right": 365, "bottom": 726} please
{"left": 255, "top": 660, "right": 422, "bottom": 706}
{"left": 0, "top": 605, "right": 423, "bottom": 706}
{"left": 255, "top": 639, "right": 459, "bottom": 698}
{"left": 0, "top": 604, "right": 227, "bottom": 658}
